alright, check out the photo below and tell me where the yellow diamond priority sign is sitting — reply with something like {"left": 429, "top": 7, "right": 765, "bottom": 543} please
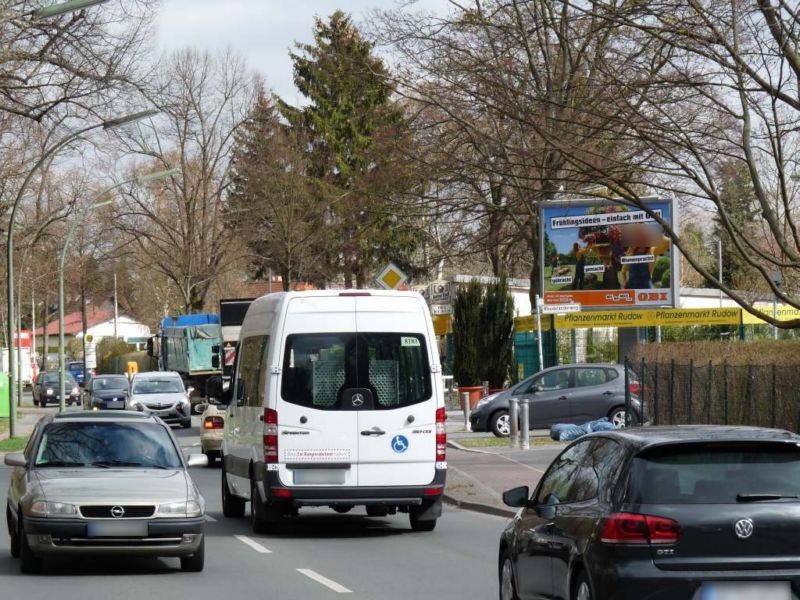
{"left": 376, "top": 262, "right": 408, "bottom": 290}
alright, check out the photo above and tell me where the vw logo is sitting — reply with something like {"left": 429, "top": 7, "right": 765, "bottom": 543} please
{"left": 734, "top": 518, "right": 754, "bottom": 539}
{"left": 110, "top": 506, "right": 126, "bottom": 519}
{"left": 352, "top": 393, "right": 364, "bottom": 407}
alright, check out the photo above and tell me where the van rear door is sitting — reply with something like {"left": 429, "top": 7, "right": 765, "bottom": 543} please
{"left": 354, "top": 295, "right": 438, "bottom": 487}
{"left": 276, "top": 296, "right": 359, "bottom": 487}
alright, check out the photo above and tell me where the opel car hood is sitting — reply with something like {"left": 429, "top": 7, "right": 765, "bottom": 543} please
{"left": 33, "top": 468, "right": 189, "bottom": 504}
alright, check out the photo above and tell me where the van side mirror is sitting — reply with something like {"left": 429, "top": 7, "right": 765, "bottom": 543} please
{"left": 211, "top": 355, "right": 220, "bottom": 369}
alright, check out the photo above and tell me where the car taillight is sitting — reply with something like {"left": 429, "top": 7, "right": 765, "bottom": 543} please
{"left": 600, "top": 513, "right": 680, "bottom": 545}
{"left": 263, "top": 408, "right": 279, "bottom": 463}
{"left": 203, "top": 416, "right": 224, "bottom": 429}
{"left": 629, "top": 381, "right": 641, "bottom": 397}
{"left": 436, "top": 406, "right": 446, "bottom": 462}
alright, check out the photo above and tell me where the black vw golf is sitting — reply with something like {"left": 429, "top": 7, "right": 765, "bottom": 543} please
{"left": 499, "top": 426, "right": 800, "bottom": 600}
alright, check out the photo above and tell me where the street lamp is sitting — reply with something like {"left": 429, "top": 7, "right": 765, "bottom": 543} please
{"left": 57, "top": 168, "right": 178, "bottom": 411}
{"left": 33, "top": 0, "right": 110, "bottom": 18}
{"left": 5, "top": 109, "right": 158, "bottom": 433}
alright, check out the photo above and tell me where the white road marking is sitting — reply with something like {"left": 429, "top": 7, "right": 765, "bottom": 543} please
{"left": 297, "top": 569, "right": 352, "bottom": 593}
{"left": 234, "top": 535, "right": 272, "bottom": 554}
{"left": 205, "top": 514, "right": 217, "bottom": 522}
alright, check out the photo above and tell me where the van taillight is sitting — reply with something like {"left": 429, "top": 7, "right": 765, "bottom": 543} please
{"left": 436, "top": 407, "right": 446, "bottom": 462}
{"left": 263, "top": 408, "right": 279, "bottom": 463}
{"left": 600, "top": 513, "right": 680, "bottom": 545}
{"left": 203, "top": 416, "right": 224, "bottom": 429}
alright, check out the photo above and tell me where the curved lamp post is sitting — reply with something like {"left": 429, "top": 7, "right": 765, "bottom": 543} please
{"left": 57, "top": 168, "right": 179, "bottom": 411}
{"left": 5, "top": 109, "right": 157, "bottom": 434}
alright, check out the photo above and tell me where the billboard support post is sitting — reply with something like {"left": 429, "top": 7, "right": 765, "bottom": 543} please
{"left": 535, "top": 295, "right": 544, "bottom": 371}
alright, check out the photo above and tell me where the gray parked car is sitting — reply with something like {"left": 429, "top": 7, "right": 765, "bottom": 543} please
{"left": 4, "top": 411, "right": 207, "bottom": 574}
{"left": 469, "top": 363, "right": 641, "bottom": 437}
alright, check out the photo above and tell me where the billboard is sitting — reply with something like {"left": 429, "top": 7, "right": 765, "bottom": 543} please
{"left": 540, "top": 198, "right": 677, "bottom": 310}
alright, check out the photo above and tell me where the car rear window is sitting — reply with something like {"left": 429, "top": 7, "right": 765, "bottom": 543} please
{"left": 628, "top": 442, "right": 800, "bottom": 504}
{"left": 281, "top": 333, "right": 432, "bottom": 410}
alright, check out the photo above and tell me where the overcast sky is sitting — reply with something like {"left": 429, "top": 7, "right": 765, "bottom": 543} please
{"left": 155, "top": 0, "right": 450, "bottom": 105}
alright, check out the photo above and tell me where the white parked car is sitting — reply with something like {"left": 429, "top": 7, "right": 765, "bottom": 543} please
{"left": 128, "top": 371, "right": 192, "bottom": 429}
{"left": 210, "top": 290, "right": 447, "bottom": 533}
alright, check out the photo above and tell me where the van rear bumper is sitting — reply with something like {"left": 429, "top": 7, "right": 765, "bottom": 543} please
{"left": 259, "top": 467, "right": 446, "bottom": 508}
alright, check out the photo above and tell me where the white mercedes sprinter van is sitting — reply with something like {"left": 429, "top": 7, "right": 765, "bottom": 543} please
{"left": 213, "top": 290, "right": 446, "bottom": 533}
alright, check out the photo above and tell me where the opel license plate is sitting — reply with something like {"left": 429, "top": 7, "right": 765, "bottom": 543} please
{"left": 87, "top": 520, "right": 148, "bottom": 538}
{"left": 701, "top": 582, "right": 790, "bottom": 600}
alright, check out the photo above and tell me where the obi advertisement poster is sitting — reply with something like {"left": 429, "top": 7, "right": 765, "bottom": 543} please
{"left": 540, "top": 198, "right": 677, "bottom": 309}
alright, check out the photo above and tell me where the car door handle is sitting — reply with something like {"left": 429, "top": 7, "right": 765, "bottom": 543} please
{"left": 602, "top": 391, "right": 614, "bottom": 396}
{"left": 558, "top": 396, "right": 568, "bottom": 401}
{"left": 361, "top": 428, "right": 386, "bottom": 436}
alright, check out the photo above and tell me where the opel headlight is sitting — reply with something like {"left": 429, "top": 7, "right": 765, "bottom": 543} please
{"left": 475, "top": 393, "right": 499, "bottom": 410}
{"left": 156, "top": 500, "right": 202, "bottom": 518}
{"left": 46, "top": 388, "right": 54, "bottom": 395}
{"left": 71, "top": 387, "right": 79, "bottom": 395}
{"left": 29, "top": 500, "right": 77, "bottom": 517}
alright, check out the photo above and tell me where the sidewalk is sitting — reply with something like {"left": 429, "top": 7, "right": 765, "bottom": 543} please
{"left": 0, "top": 406, "right": 47, "bottom": 453}
{"left": 444, "top": 410, "right": 563, "bottom": 517}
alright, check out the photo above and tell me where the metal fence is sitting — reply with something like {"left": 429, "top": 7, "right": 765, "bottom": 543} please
{"left": 625, "top": 358, "right": 800, "bottom": 431}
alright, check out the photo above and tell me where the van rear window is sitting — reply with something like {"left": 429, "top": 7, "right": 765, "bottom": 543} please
{"left": 281, "top": 333, "right": 432, "bottom": 410}
{"left": 628, "top": 442, "right": 800, "bottom": 504}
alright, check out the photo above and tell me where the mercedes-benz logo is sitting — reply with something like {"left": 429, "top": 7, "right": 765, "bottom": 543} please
{"left": 110, "top": 506, "right": 126, "bottom": 519}
{"left": 352, "top": 393, "right": 364, "bottom": 407}
{"left": 734, "top": 518, "right": 754, "bottom": 539}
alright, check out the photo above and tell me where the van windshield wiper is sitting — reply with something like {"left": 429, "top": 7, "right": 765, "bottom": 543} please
{"left": 736, "top": 493, "right": 799, "bottom": 502}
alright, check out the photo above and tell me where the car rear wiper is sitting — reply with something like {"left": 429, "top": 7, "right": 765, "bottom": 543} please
{"left": 736, "top": 493, "right": 799, "bottom": 502}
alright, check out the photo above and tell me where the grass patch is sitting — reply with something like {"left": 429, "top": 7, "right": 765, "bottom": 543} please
{"left": 456, "top": 436, "right": 563, "bottom": 448}
{"left": 0, "top": 436, "right": 28, "bottom": 453}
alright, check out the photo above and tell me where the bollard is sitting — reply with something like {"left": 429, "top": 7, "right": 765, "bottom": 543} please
{"left": 462, "top": 392, "right": 472, "bottom": 432}
{"left": 520, "top": 399, "right": 530, "bottom": 450}
{"left": 509, "top": 397, "right": 519, "bottom": 448}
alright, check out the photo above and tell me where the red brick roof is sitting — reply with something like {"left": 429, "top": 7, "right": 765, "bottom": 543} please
{"left": 37, "top": 304, "right": 115, "bottom": 336}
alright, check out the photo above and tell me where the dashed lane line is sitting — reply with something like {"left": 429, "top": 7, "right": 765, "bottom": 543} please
{"left": 234, "top": 534, "right": 272, "bottom": 554}
{"left": 297, "top": 569, "right": 352, "bottom": 593}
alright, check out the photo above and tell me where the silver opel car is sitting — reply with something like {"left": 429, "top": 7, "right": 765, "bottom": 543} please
{"left": 4, "top": 411, "right": 207, "bottom": 574}
{"left": 128, "top": 371, "right": 193, "bottom": 428}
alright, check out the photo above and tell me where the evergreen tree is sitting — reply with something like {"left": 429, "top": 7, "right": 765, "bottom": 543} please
{"left": 278, "top": 11, "right": 425, "bottom": 287}
{"left": 452, "top": 280, "right": 483, "bottom": 387}
{"left": 478, "top": 276, "right": 515, "bottom": 388}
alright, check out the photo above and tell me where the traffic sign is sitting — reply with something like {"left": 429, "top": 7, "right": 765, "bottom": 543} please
{"left": 541, "top": 303, "right": 581, "bottom": 315}
{"left": 376, "top": 263, "right": 408, "bottom": 290}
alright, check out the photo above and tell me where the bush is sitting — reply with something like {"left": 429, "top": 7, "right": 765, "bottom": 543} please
{"left": 652, "top": 256, "right": 670, "bottom": 283}
{"left": 630, "top": 339, "right": 800, "bottom": 366}
{"left": 97, "top": 338, "right": 136, "bottom": 374}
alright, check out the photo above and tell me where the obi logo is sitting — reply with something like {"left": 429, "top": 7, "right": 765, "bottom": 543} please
{"left": 391, "top": 435, "right": 409, "bottom": 454}
{"left": 638, "top": 292, "right": 669, "bottom": 302}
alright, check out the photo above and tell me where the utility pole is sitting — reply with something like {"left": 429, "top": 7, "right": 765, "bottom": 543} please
{"left": 718, "top": 239, "right": 723, "bottom": 308}
{"left": 113, "top": 273, "right": 118, "bottom": 339}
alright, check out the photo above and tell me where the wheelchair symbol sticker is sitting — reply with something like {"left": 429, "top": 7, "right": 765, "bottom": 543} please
{"left": 391, "top": 435, "right": 409, "bottom": 454}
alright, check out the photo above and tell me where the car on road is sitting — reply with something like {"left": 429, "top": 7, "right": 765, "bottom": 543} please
{"left": 66, "top": 360, "right": 89, "bottom": 386}
{"left": 199, "top": 402, "right": 225, "bottom": 466}
{"left": 499, "top": 425, "right": 800, "bottom": 600}
{"left": 127, "top": 371, "right": 193, "bottom": 428}
{"left": 469, "top": 363, "right": 641, "bottom": 437}
{"left": 32, "top": 371, "right": 81, "bottom": 407}
{"left": 83, "top": 374, "right": 130, "bottom": 410}
{"left": 4, "top": 411, "right": 207, "bottom": 574}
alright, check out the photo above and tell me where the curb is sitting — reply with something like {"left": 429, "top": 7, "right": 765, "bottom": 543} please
{"left": 442, "top": 493, "right": 516, "bottom": 519}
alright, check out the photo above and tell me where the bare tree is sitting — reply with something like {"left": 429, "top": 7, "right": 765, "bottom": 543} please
{"left": 374, "top": 0, "right": 641, "bottom": 305}
{"left": 0, "top": 0, "right": 156, "bottom": 123}
{"left": 113, "top": 49, "right": 259, "bottom": 313}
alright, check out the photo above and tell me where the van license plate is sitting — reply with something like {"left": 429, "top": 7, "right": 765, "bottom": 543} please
{"left": 87, "top": 520, "right": 148, "bottom": 538}
{"left": 293, "top": 470, "right": 346, "bottom": 485}
{"left": 701, "top": 582, "right": 790, "bottom": 600}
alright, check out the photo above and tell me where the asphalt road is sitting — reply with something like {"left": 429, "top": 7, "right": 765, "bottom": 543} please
{"left": 0, "top": 416, "right": 508, "bottom": 599}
